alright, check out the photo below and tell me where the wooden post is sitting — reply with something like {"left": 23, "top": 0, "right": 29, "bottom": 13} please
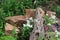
{"left": 29, "top": 7, "right": 45, "bottom": 40}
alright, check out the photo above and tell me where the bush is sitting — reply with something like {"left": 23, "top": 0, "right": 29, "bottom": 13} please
{"left": 0, "top": 36, "right": 16, "bottom": 40}
{"left": 1, "top": 0, "right": 34, "bottom": 17}
{"left": 0, "top": 8, "right": 6, "bottom": 36}
{"left": 54, "top": 6, "right": 60, "bottom": 16}
{"left": 20, "top": 27, "right": 32, "bottom": 40}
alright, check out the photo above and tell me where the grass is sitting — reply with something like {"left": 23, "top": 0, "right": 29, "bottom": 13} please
{"left": 0, "top": 36, "right": 16, "bottom": 40}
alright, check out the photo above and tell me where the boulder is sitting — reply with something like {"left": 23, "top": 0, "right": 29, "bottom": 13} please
{"left": 5, "top": 23, "right": 20, "bottom": 35}
{"left": 25, "top": 8, "right": 45, "bottom": 19}
{"left": 5, "top": 15, "right": 26, "bottom": 26}
{"left": 25, "top": 9, "right": 36, "bottom": 18}
{"left": 46, "top": 11, "right": 56, "bottom": 17}
{"left": 5, "top": 15, "right": 26, "bottom": 35}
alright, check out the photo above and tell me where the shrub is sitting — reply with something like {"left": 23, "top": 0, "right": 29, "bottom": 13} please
{"left": 0, "top": 36, "right": 16, "bottom": 40}
{"left": 1, "top": 0, "right": 34, "bottom": 17}
{"left": 54, "top": 6, "right": 60, "bottom": 16}
{"left": 20, "top": 17, "right": 34, "bottom": 40}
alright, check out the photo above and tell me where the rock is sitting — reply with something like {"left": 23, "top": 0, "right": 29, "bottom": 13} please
{"left": 5, "top": 23, "right": 14, "bottom": 31}
{"left": 46, "top": 11, "right": 56, "bottom": 17}
{"left": 5, "top": 23, "right": 20, "bottom": 35}
{"left": 5, "top": 15, "right": 26, "bottom": 35}
{"left": 37, "top": 8, "right": 45, "bottom": 17}
{"left": 5, "top": 23, "right": 14, "bottom": 35}
{"left": 5, "top": 15, "right": 26, "bottom": 26}
{"left": 25, "top": 8, "right": 45, "bottom": 19}
{"left": 25, "top": 9, "right": 36, "bottom": 18}
{"left": 6, "top": 15, "right": 26, "bottom": 22}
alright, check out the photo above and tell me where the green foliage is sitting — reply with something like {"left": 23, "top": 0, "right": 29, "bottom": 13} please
{"left": 0, "top": 0, "right": 34, "bottom": 39}
{"left": 20, "top": 18, "right": 33, "bottom": 40}
{"left": 44, "top": 15, "right": 55, "bottom": 26}
{"left": 0, "top": 0, "right": 59, "bottom": 17}
{"left": 36, "top": 0, "right": 50, "bottom": 7}
{"left": 1, "top": 0, "right": 34, "bottom": 16}
{"left": 2, "top": 0, "right": 24, "bottom": 16}
{"left": 20, "top": 27, "right": 32, "bottom": 40}
{"left": 0, "top": 8, "right": 6, "bottom": 36}
{"left": 0, "top": 0, "right": 54, "bottom": 16}
{"left": 11, "top": 29, "right": 17, "bottom": 37}
{"left": 38, "top": 32, "right": 60, "bottom": 40}
{"left": 0, "top": 36, "right": 16, "bottom": 40}
{"left": 0, "top": 0, "right": 34, "bottom": 40}
{"left": 54, "top": 6, "right": 60, "bottom": 16}
{"left": 38, "top": 36, "right": 58, "bottom": 40}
